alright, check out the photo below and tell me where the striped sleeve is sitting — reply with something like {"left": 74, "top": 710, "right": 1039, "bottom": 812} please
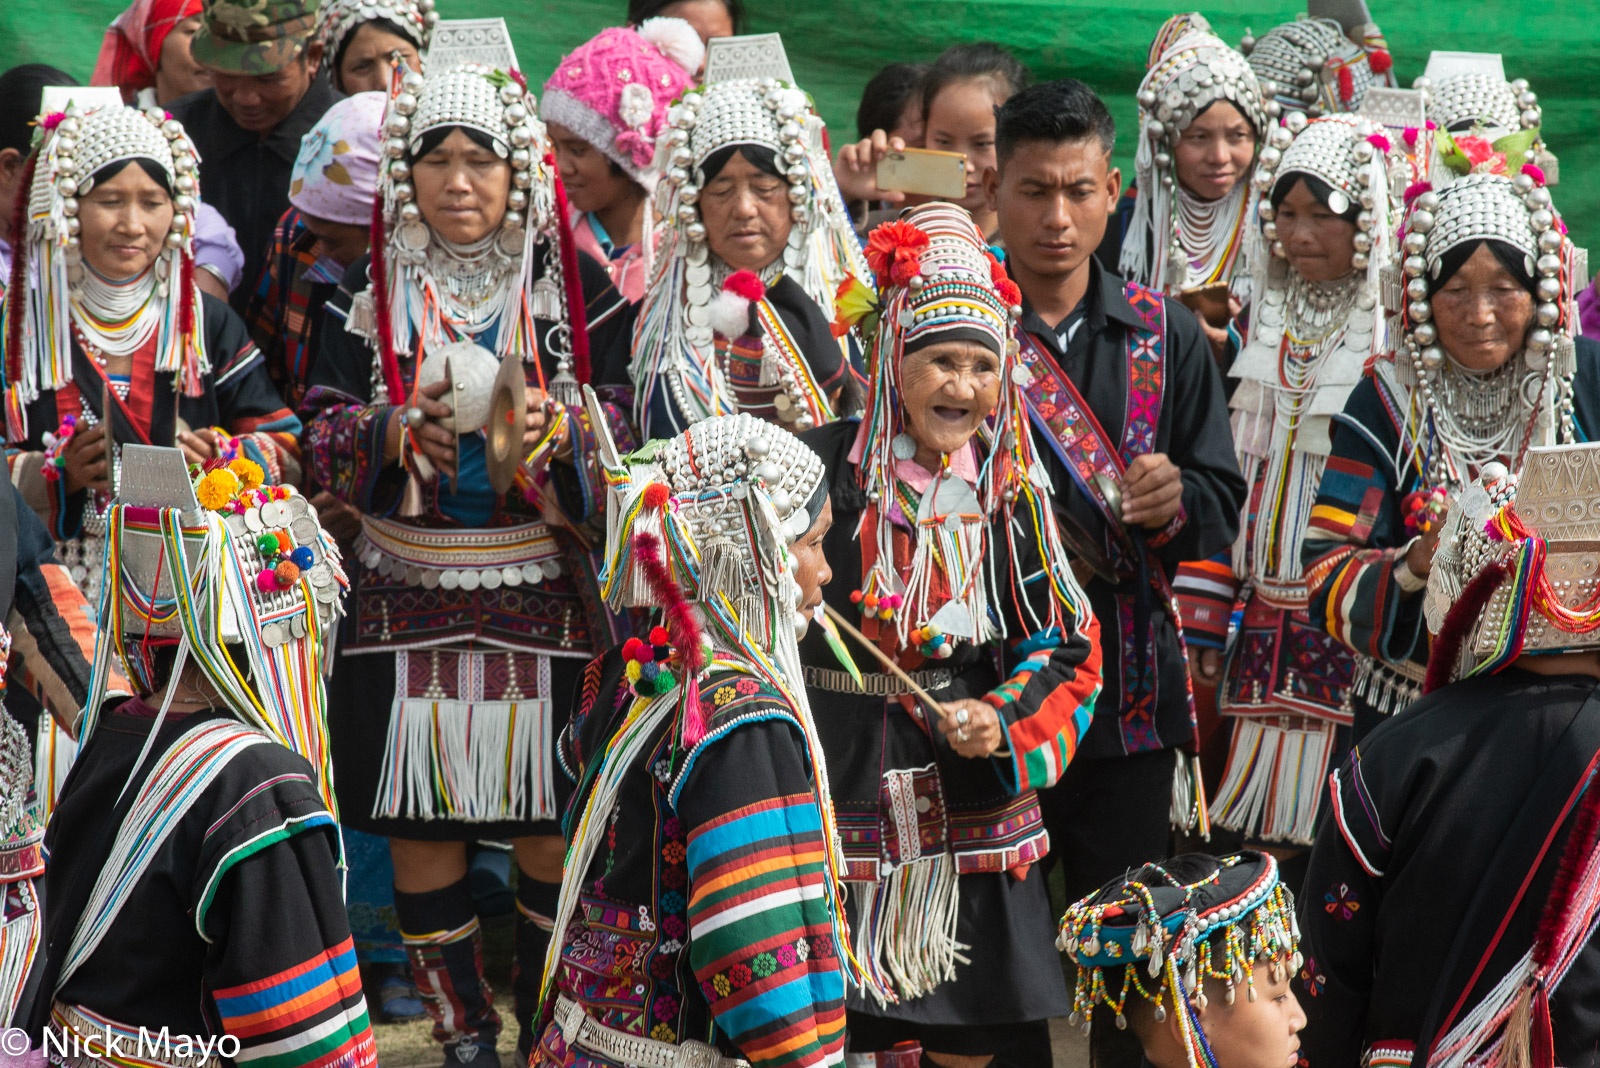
{"left": 1173, "top": 554, "right": 1241, "bottom": 650}
{"left": 984, "top": 611, "right": 1103, "bottom": 794}
{"left": 1302, "top": 442, "right": 1422, "bottom": 663}
{"left": 205, "top": 831, "right": 376, "bottom": 1068}
{"left": 678, "top": 719, "right": 846, "bottom": 1068}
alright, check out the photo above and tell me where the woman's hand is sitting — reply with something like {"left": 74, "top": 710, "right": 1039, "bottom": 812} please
{"left": 404, "top": 378, "right": 458, "bottom": 479}
{"left": 523, "top": 387, "right": 572, "bottom": 462}
{"left": 1405, "top": 526, "right": 1442, "bottom": 580}
{"left": 938, "top": 698, "right": 1004, "bottom": 759}
{"left": 179, "top": 427, "right": 225, "bottom": 466}
{"left": 833, "top": 130, "right": 907, "bottom": 207}
{"left": 61, "top": 422, "right": 109, "bottom": 495}
{"left": 1189, "top": 646, "right": 1222, "bottom": 685}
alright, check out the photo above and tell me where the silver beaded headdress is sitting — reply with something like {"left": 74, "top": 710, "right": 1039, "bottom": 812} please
{"left": 1426, "top": 73, "right": 1534, "bottom": 139}
{"left": 1424, "top": 444, "right": 1600, "bottom": 686}
{"left": 82, "top": 445, "right": 347, "bottom": 810}
{"left": 315, "top": 0, "right": 435, "bottom": 63}
{"left": 632, "top": 73, "right": 870, "bottom": 434}
{"left": 1240, "top": 15, "right": 1393, "bottom": 118}
{"left": 1058, "top": 851, "right": 1301, "bottom": 1068}
{"left": 1388, "top": 173, "right": 1582, "bottom": 481}
{"left": 6, "top": 103, "right": 205, "bottom": 439}
{"left": 1122, "top": 31, "right": 1266, "bottom": 294}
{"left": 357, "top": 63, "right": 578, "bottom": 407}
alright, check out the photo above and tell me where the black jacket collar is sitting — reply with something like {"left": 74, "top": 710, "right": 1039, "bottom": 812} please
{"left": 1013, "top": 256, "right": 1146, "bottom": 343}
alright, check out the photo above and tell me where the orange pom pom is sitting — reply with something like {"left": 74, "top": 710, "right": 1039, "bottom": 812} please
{"left": 642, "top": 483, "right": 671, "bottom": 508}
{"left": 274, "top": 560, "right": 301, "bottom": 588}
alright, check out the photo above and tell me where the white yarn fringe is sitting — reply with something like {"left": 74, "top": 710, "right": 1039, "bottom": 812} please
{"left": 0, "top": 880, "right": 40, "bottom": 1027}
{"left": 373, "top": 696, "right": 555, "bottom": 822}
{"left": 1208, "top": 718, "right": 1334, "bottom": 845}
{"left": 851, "top": 855, "right": 964, "bottom": 1007}
{"left": 31, "top": 716, "right": 78, "bottom": 825}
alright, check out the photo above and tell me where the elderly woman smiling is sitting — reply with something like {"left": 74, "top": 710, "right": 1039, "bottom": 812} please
{"left": 798, "top": 203, "right": 1102, "bottom": 1066}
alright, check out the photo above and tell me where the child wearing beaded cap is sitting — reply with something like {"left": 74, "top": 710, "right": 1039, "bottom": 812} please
{"left": 1059, "top": 851, "right": 1307, "bottom": 1068}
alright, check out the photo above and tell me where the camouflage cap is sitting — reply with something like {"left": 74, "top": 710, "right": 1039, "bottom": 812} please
{"left": 191, "top": 0, "right": 321, "bottom": 75}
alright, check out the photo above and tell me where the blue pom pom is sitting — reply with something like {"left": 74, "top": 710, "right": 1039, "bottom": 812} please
{"left": 289, "top": 546, "right": 315, "bottom": 570}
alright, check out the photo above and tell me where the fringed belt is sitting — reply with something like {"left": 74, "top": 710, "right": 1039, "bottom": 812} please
{"left": 804, "top": 666, "right": 953, "bottom": 696}
{"left": 47, "top": 1002, "right": 223, "bottom": 1068}
{"left": 554, "top": 994, "right": 749, "bottom": 1068}
{"left": 356, "top": 516, "right": 564, "bottom": 591}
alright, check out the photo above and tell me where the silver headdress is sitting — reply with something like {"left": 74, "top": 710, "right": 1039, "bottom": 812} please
{"left": 1424, "top": 444, "right": 1600, "bottom": 685}
{"left": 82, "top": 446, "right": 348, "bottom": 809}
{"left": 1388, "top": 172, "right": 1583, "bottom": 483}
{"left": 7, "top": 103, "right": 205, "bottom": 438}
{"left": 356, "top": 63, "right": 572, "bottom": 403}
{"left": 1416, "top": 58, "right": 1555, "bottom": 185}
{"left": 632, "top": 45, "right": 870, "bottom": 436}
{"left": 315, "top": 0, "right": 436, "bottom": 62}
{"left": 1241, "top": 15, "right": 1393, "bottom": 117}
{"left": 1123, "top": 31, "right": 1267, "bottom": 295}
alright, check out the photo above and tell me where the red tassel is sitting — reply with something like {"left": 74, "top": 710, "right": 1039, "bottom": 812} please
{"left": 1337, "top": 65, "right": 1355, "bottom": 106}
{"left": 548, "top": 167, "right": 592, "bottom": 386}
{"left": 1531, "top": 988, "right": 1555, "bottom": 1068}
{"left": 5, "top": 150, "right": 38, "bottom": 393}
{"left": 631, "top": 531, "right": 708, "bottom": 744}
{"left": 178, "top": 247, "right": 203, "bottom": 396}
{"left": 1424, "top": 561, "right": 1507, "bottom": 694}
{"left": 368, "top": 194, "right": 404, "bottom": 403}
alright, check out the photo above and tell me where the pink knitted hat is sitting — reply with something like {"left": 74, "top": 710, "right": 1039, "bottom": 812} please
{"left": 541, "top": 18, "right": 702, "bottom": 189}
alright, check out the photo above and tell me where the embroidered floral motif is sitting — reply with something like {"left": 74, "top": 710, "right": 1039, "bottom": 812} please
{"left": 1300, "top": 957, "right": 1325, "bottom": 997}
{"left": 729, "top": 964, "right": 753, "bottom": 988}
{"left": 650, "top": 1023, "right": 676, "bottom": 1042}
{"left": 652, "top": 994, "right": 679, "bottom": 1021}
{"left": 794, "top": 938, "right": 810, "bottom": 962}
{"left": 712, "top": 974, "right": 731, "bottom": 996}
{"left": 735, "top": 678, "right": 759, "bottom": 695}
{"left": 751, "top": 952, "right": 778, "bottom": 978}
{"left": 776, "top": 944, "right": 797, "bottom": 968}
{"left": 662, "top": 841, "right": 686, "bottom": 865}
{"left": 1324, "top": 883, "right": 1361, "bottom": 921}
{"left": 662, "top": 915, "right": 686, "bottom": 939}
{"left": 660, "top": 890, "right": 685, "bottom": 914}
{"left": 712, "top": 685, "right": 737, "bottom": 706}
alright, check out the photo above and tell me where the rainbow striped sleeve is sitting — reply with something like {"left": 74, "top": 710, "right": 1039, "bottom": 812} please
{"left": 214, "top": 936, "right": 376, "bottom": 1068}
{"left": 1173, "top": 554, "right": 1241, "bottom": 650}
{"left": 687, "top": 793, "right": 846, "bottom": 1068}
{"left": 1302, "top": 451, "right": 1415, "bottom": 660}
{"left": 984, "top": 612, "right": 1103, "bottom": 795}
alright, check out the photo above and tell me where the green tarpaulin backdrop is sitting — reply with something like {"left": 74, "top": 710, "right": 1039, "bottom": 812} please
{"left": 4, "top": 1, "right": 1600, "bottom": 240}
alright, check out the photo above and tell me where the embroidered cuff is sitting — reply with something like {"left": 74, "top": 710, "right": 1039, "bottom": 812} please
{"left": 1146, "top": 502, "right": 1188, "bottom": 549}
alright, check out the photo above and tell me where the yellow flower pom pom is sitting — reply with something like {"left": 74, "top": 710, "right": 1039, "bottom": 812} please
{"left": 228, "top": 457, "right": 264, "bottom": 490}
{"left": 196, "top": 469, "right": 240, "bottom": 511}
{"left": 624, "top": 660, "right": 642, "bottom": 683}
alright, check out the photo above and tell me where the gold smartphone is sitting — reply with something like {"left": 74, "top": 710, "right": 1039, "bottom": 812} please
{"left": 876, "top": 148, "right": 968, "bottom": 199}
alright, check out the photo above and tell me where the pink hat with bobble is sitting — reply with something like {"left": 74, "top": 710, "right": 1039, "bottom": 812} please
{"left": 541, "top": 18, "right": 702, "bottom": 189}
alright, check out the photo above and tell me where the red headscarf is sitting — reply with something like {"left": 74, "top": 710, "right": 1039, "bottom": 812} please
{"left": 91, "top": 0, "right": 204, "bottom": 103}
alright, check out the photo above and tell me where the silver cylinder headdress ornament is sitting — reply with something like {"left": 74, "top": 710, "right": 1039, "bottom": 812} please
{"left": 1239, "top": 15, "right": 1394, "bottom": 118}
{"left": 632, "top": 74, "right": 869, "bottom": 432}
{"left": 1123, "top": 30, "right": 1268, "bottom": 296}
{"left": 352, "top": 62, "right": 579, "bottom": 406}
{"left": 5, "top": 103, "right": 206, "bottom": 438}
{"left": 1389, "top": 171, "right": 1584, "bottom": 484}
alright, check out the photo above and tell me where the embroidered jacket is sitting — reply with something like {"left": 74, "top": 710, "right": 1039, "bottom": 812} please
{"left": 535, "top": 653, "right": 846, "bottom": 1068}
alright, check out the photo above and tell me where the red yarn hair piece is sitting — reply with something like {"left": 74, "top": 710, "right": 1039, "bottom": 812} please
{"left": 631, "top": 531, "right": 709, "bottom": 743}
{"left": 1337, "top": 65, "right": 1355, "bottom": 106}
{"left": 723, "top": 269, "right": 766, "bottom": 302}
{"left": 865, "top": 219, "right": 930, "bottom": 286}
{"left": 368, "top": 193, "right": 404, "bottom": 402}
{"left": 1423, "top": 560, "right": 1508, "bottom": 694}
{"left": 549, "top": 166, "right": 592, "bottom": 386}
{"left": 5, "top": 150, "right": 38, "bottom": 394}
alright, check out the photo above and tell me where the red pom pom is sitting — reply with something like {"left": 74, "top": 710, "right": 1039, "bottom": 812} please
{"left": 997, "top": 279, "right": 1022, "bottom": 308}
{"left": 650, "top": 625, "right": 670, "bottom": 646}
{"left": 623, "top": 637, "right": 645, "bottom": 662}
{"left": 849, "top": 589, "right": 864, "bottom": 604}
{"left": 1368, "top": 49, "right": 1393, "bottom": 74}
{"left": 723, "top": 269, "right": 766, "bottom": 302}
{"left": 642, "top": 483, "right": 671, "bottom": 508}
{"left": 865, "top": 219, "right": 931, "bottom": 286}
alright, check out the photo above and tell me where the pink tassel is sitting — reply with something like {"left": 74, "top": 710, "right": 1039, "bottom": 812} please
{"left": 1403, "top": 127, "right": 1420, "bottom": 149}
{"left": 1523, "top": 163, "right": 1548, "bottom": 186}
{"left": 631, "top": 532, "right": 709, "bottom": 745}
{"left": 1366, "top": 132, "right": 1392, "bottom": 153}
{"left": 1404, "top": 181, "right": 1433, "bottom": 209}
{"left": 5, "top": 151, "right": 37, "bottom": 395}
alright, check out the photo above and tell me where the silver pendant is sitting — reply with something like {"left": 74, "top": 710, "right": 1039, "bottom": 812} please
{"left": 395, "top": 221, "right": 430, "bottom": 253}
{"left": 531, "top": 277, "right": 561, "bottom": 321}
{"left": 891, "top": 433, "right": 917, "bottom": 460}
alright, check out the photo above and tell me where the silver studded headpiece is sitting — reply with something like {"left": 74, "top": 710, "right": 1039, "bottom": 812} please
{"left": 403, "top": 63, "right": 528, "bottom": 157}
{"left": 315, "top": 0, "right": 436, "bottom": 62}
{"left": 1426, "top": 72, "right": 1536, "bottom": 138}
{"left": 11, "top": 103, "right": 204, "bottom": 429}
{"left": 1424, "top": 444, "right": 1600, "bottom": 684}
{"left": 1138, "top": 32, "right": 1266, "bottom": 144}
{"left": 1244, "top": 16, "right": 1378, "bottom": 117}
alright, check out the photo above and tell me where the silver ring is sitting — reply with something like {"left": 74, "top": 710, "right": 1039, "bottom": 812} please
{"left": 404, "top": 406, "right": 426, "bottom": 429}
{"left": 956, "top": 728, "right": 969, "bottom": 742}
{"left": 956, "top": 707, "right": 970, "bottom": 726}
